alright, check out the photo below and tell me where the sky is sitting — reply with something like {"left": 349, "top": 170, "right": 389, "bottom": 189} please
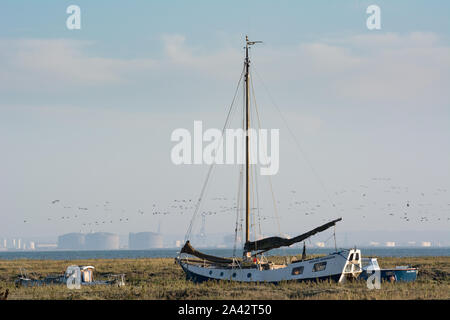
{"left": 0, "top": 1, "right": 449, "bottom": 244}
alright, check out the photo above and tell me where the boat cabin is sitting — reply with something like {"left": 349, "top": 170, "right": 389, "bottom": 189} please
{"left": 80, "top": 266, "right": 95, "bottom": 283}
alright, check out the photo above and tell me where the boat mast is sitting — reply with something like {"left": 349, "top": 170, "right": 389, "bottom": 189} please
{"left": 245, "top": 36, "right": 250, "bottom": 247}
{"left": 244, "top": 36, "right": 261, "bottom": 255}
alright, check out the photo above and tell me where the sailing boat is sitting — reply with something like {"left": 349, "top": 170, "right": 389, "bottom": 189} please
{"left": 176, "top": 36, "right": 362, "bottom": 283}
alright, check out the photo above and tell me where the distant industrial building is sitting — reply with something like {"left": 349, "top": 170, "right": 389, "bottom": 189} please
{"left": 315, "top": 242, "right": 325, "bottom": 248}
{"left": 85, "top": 232, "right": 119, "bottom": 250}
{"left": 129, "top": 232, "right": 163, "bottom": 249}
{"left": 58, "top": 232, "right": 120, "bottom": 250}
{"left": 421, "top": 241, "right": 432, "bottom": 247}
{"left": 58, "top": 233, "right": 85, "bottom": 250}
{"left": 385, "top": 241, "right": 396, "bottom": 247}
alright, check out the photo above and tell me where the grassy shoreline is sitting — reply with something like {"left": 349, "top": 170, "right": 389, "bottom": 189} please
{"left": 0, "top": 256, "right": 449, "bottom": 300}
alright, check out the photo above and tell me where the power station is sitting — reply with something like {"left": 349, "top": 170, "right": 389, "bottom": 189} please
{"left": 58, "top": 233, "right": 85, "bottom": 250}
{"left": 129, "top": 232, "right": 163, "bottom": 249}
{"left": 85, "top": 232, "right": 119, "bottom": 250}
{"left": 58, "top": 232, "right": 119, "bottom": 250}
{"left": 57, "top": 232, "right": 164, "bottom": 250}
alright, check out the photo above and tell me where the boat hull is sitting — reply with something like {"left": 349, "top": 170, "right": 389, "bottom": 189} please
{"left": 177, "top": 249, "right": 361, "bottom": 284}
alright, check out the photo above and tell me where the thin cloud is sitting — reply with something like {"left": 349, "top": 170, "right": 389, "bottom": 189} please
{"left": 0, "top": 38, "right": 157, "bottom": 89}
{"left": 1, "top": 32, "right": 449, "bottom": 110}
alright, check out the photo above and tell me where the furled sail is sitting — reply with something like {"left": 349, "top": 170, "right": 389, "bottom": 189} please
{"left": 244, "top": 218, "right": 342, "bottom": 252}
{"left": 180, "top": 241, "right": 234, "bottom": 264}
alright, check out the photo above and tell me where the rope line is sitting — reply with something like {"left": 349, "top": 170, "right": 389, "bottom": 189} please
{"left": 185, "top": 66, "right": 245, "bottom": 241}
{"left": 252, "top": 66, "right": 340, "bottom": 219}
{"left": 250, "top": 70, "right": 282, "bottom": 238}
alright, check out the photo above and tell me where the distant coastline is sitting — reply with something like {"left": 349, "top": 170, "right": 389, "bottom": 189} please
{"left": 0, "top": 247, "right": 449, "bottom": 261}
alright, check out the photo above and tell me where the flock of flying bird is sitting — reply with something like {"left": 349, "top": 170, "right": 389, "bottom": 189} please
{"left": 22, "top": 179, "right": 449, "bottom": 231}
{"left": 284, "top": 183, "right": 449, "bottom": 225}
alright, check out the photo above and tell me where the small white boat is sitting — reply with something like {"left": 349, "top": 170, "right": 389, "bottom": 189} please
{"left": 15, "top": 265, "right": 125, "bottom": 287}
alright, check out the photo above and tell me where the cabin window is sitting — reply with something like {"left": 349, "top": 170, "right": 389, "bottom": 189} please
{"left": 247, "top": 273, "right": 252, "bottom": 278}
{"left": 209, "top": 270, "right": 213, "bottom": 275}
{"left": 355, "top": 253, "right": 359, "bottom": 261}
{"left": 349, "top": 253, "right": 354, "bottom": 261}
{"left": 291, "top": 266, "right": 304, "bottom": 275}
{"left": 220, "top": 272, "right": 224, "bottom": 277}
{"left": 312, "top": 262, "right": 327, "bottom": 272}
{"left": 232, "top": 272, "right": 236, "bottom": 278}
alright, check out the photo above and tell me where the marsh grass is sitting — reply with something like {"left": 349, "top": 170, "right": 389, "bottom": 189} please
{"left": 0, "top": 256, "right": 448, "bottom": 300}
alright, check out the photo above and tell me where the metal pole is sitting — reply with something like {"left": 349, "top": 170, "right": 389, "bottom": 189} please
{"left": 245, "top": 36, "right": 250, "bottom": 247}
